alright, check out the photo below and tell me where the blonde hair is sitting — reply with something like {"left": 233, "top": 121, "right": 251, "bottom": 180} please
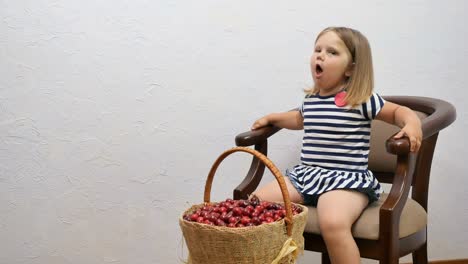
{"left": 307, "top": 27, "right": 374, "bottom": 106}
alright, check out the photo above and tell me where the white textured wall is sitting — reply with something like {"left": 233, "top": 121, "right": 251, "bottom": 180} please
{"left": 1, "top": 1, "right": 467, "bottom": 263}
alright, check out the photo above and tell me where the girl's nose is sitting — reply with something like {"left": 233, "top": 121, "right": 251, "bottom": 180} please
{"left": 316, "top": 53, "right": 324, "bottom": 61}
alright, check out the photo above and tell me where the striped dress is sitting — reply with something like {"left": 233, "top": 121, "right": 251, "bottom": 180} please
{"left": 286, "top": 92, "right": 385, "bottom": 206}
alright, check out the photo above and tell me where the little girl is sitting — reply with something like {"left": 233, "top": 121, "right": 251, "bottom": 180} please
{"left": 251, "top": 27, "right": 422, "bottom": 264}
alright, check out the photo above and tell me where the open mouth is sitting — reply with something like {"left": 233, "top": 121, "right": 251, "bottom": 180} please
{"left": 315, "top": 64, "right": 323, "bottom": 75}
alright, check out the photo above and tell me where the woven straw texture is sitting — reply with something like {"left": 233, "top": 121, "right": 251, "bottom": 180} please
{"left": 179, "top": 147, "right": 308, "bottom": 264}
{"left": 180, "top": 203, "right": 307, "bottom": 264}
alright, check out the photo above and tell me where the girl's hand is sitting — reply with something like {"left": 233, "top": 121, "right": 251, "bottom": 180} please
{"left": 393, "top": 124, "right": 423, "bottom": 152}
{"left": 251, "top": 116, "right": 270, "bottom": 130}
{"left": 251, "top": 111, "right": 303, "bottom": 131}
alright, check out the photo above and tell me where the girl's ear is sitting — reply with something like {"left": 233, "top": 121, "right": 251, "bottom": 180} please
{"left": 345, "top": 62, "right": 355, "bottom": 77}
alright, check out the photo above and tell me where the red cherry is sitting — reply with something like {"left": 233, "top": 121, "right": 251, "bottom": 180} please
{"left": 216, "top": 219, "right": 226, "bottom": 226}
{"left": 220, "top": 212, "right": 232, "bottom": 223}
{"left": 232, "top": 207, "right": 243, "bottom": 216}
{"left": 240, "top": 216, "right": 251, "bottom": 225}
{"left": 190, "top": 213, "right": 199, "bottom": 221}
{"left": 199, "top": 211, "right": 208, "bottom": 217}
{"left": 186, "top": 198, "right": 299, "bottom": 226}
{"left": 255, "top": 206, "right": 265, "bottom": 213}
{"left": 245, "top": 205, "right": 254, "bottom": 215}
{"left": 204, "top": 220, "right": 214, "bottom": 225}
{"left": 220, "top": 211, "right": 227, "bottom": 219}
{"left": 242, "top": 209, "right": 251, "bottom": 216}
{"left": 249, "top": 196, "right": 260, "bottom": 206}
{"left": 211, "top": 212, "right": 220, "bottom": 219}
{"left": 278, "top": 209, "right": 286, "bottom": 217}
{"left": 252, "top": 216, "right": 261, "bottom": 225}
{"left": 240, "top": 200, "right": 250, "bottom": 207}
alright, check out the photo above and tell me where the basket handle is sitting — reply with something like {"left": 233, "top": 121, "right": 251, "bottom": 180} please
{"left": 204, "top": 146, "right": 294, "bottom": 236}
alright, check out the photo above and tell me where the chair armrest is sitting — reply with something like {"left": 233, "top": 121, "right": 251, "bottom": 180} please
{"left": 234, "top": 109, "right": 295, "bottom": 197}
{"left": 233, "top": 126, "right": 283, "bottom": 199}
{"left": 380, "top": 151, "right": 416, "bottom": 213}
{"left": 235, "top": 126, "right": 283, "bottom": 146}
{"left": 386, "top": 136, "right": 411, "bottom": 155}
{"left": 379, "top": 145, "right": 417, "bottom": 241}
{"left": 380, "top": 132, "right": 414, "bottom": 227}
{"left": 232, "top": 143, "right": 268, "bottom": 199}
{"left": 235, "top": 107, "right": 299, "bottom": 146}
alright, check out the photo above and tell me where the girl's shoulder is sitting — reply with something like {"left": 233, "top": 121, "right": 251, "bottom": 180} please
{"left": 356, "top": 92, "right": 386, "bottom": 120}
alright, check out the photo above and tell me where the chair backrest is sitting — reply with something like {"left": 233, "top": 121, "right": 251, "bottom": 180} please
{"left": 367, "top": 96, "right": 456, "bottom": 211}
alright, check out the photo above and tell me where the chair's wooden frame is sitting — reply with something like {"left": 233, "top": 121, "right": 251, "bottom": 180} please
{"left": 233, "top": 96, "right": 456, "bottom": 264}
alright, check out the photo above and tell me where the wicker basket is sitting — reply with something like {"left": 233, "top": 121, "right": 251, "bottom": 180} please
{"left": 179, "top": 147, "right": 308, "bottom": 264}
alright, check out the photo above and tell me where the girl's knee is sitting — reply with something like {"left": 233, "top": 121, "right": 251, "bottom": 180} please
{"left": 318, "top": 216, "right": 352, "bottom": 237}
{"left": 252, "top": 178, "right": 303, "bottom": 204}
{"left": 252, "top": 183, "right": 283, "bottom": 203}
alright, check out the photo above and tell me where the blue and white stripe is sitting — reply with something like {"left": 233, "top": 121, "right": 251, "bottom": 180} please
{"left": 289, "top": 93, "right": 385, "bottom": 200}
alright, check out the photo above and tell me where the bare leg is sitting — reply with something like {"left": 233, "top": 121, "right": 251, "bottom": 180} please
{"left": 253, "top": 177, "right": 304, "bottom": 204}
{"left": 317, "top": 190, "right": 369, "bottom": 264}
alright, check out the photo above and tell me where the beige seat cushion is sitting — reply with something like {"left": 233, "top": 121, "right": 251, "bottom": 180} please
{"left": 304, "top": 193, "right": 427, "bottom": 240}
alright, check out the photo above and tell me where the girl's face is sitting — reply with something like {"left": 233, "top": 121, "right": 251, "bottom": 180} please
{"left": 311, "top": 31, "right": 353, "bottom": 95}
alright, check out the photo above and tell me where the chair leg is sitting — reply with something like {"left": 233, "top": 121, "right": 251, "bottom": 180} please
{"left": 412, "top": 242, "right": 428, "bottom": 264}
{"left": 321, "top": 253, "right": 331, "bottom": 264}
{"left": 379, "top": 252, "right": 399, "bottom": 264}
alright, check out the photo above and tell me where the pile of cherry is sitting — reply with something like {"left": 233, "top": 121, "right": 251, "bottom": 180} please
{"left": 183, "top": 198, "right": 303, "bottom": 227}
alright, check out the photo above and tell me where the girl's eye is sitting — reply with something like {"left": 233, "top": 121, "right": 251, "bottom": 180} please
{"left": 315, "top": 48, "right": 321, "bottom": 53}
{"left": 328, "top": 50, "right": 337, "bottom": 55}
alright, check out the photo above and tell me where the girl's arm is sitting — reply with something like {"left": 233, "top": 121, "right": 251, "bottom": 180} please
{"left": 251, "top": 110, "right": 304, "bottom": 131}
{"left": 375, "top": 101, "right": 423, "bottom": 152}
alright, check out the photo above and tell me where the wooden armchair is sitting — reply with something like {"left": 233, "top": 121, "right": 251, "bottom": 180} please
{"left": 233, "top": 96, "right": 456, "bottom": 264}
